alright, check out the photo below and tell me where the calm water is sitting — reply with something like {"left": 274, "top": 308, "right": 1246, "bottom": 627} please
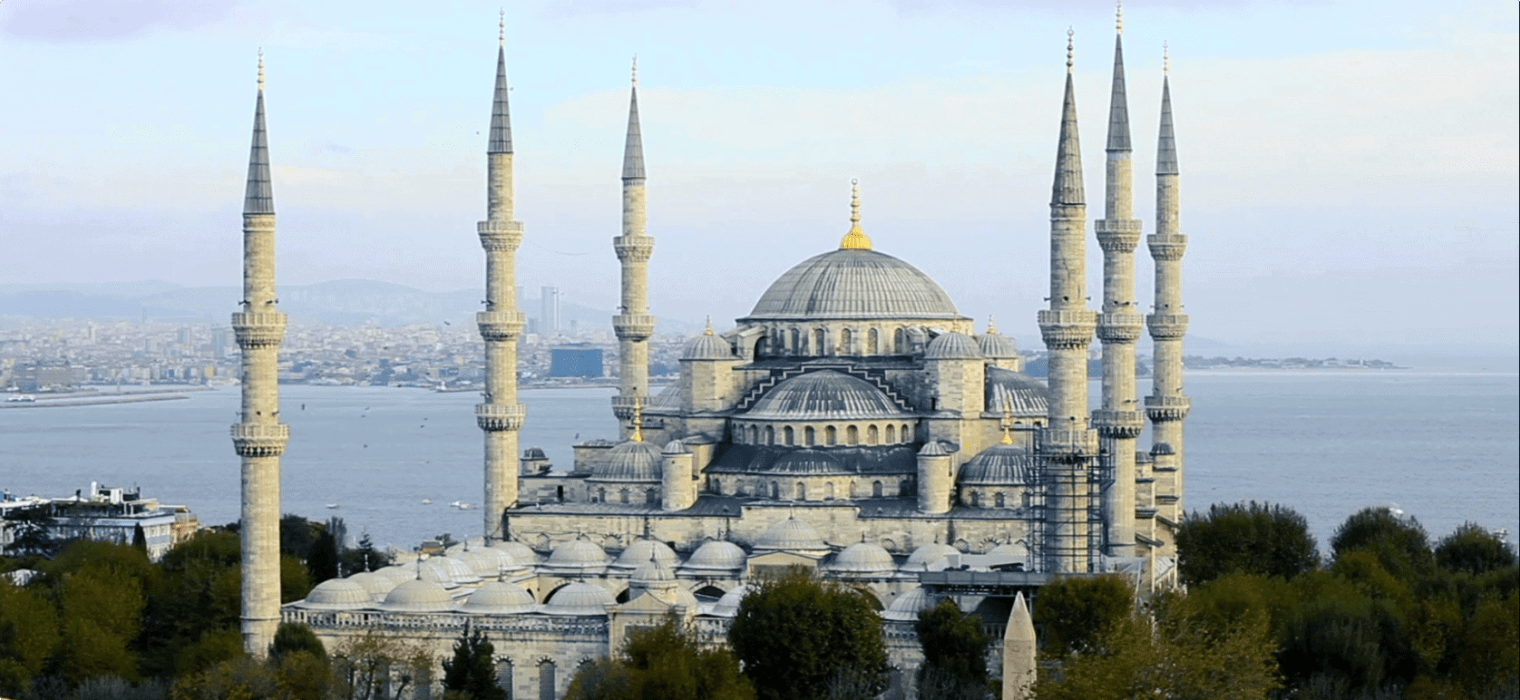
{"left": 2, "top": 373, "right": 1515, "bottom": 553}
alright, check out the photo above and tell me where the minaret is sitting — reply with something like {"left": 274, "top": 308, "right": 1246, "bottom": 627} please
{"left": 612, "top": 58, "right": 655, "bottom": 439}
{"left": 1146, "top": 45, "right": 1190, "bottom": 539}
{"left": 1037, "top": 30, "right": 1099, "bottom": 575}
{"left": 476, "top": 15, "right": 527, "bottom": 540}
{"left": 1092, "top": 3, "right": 1143, "bottom": 559}
{"left": 231, "top": 51, "right": 288, "bottom": 656}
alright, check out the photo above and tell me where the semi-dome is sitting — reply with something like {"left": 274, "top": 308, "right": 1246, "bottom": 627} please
{"left": 977, "top": 329, "right": 1019, "bottom": 359}
{"left": 745, "top": 249, "right": 961, "bottom": 321}
{"left": 903, "top": 543, "right": 960, "bottom": 570}
{"left": 744, "top": 370, "right": 909, "bottom": 421}
{"left": 986, "top": 367, "right": 1049, "bottom": 417}
{"left": 829, "top": 542, "right": 897, "bottom": 575}
{"left": 682, "top": 326, "right": 735, "bottom": 360}
{"left": 883, "top": 586, "right": 937, "bottom": 621}
{"left": 610, "top": 539, "right": 680, "bottom": 574}
{"left": 543, "top": 538, "right": 609, "bottom": 575}
{"left": 754, "top": 517, "right": 828, "bottom": 552}
{"left": 346, "top": 571, "right": 399, "bottom": 600}
{"left": 462, "top": 581, "right": 537, "bottom": 615}
{"left": 987, "top": 542, "right": 1029, "bottom": 560}
{"left": 924, "top": 331, "right": 983, "bottom": 360}
{"left": 709, "top": 585, "right": 750, "bottom": 617}
{"left": 959, "top": 444, "right": 1037, "bottom": 485}
{"left": 381, "top": 579, "right": 455, "bottom": 613}
{"left": 679, "top": 540, "right": 747, "bottom": 574}
{"left": 300, "top": 578, "right": 373, "bottom": 610}
{"left": 760, "top": 450, "right": 852, "bottom": 476}
{"left": 590, "top": 440, "right": 664, "bottom": 482}
{"left": 542, "top": 582, "right": 615, "bottom": 616}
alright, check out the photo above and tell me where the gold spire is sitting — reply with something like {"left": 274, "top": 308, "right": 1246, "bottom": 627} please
{"left": 257, "top": 48, "right": 265, "bottom": 91}
{"left": 1164, "top": 41, "right": 1170, "bottom": 75}
{"left": 630, "top": 401, "right": 644, "bottom": 442}
{"left": 1067, "top": 28, "right": 1075, "bottom": 74}
{"left": 499, "top": 9, "right": 505, "bottom": 47}
{"left": 1116, "top": 0, "right": 1123, "bottom": 35}
{"left": 1000, "top": 402, "right": 1015, "bottom": 444}
{"left": 703, "top": 316, "right": 714, "bottom": 335}
{"left": 839, "top": 178, "right": 872, "bottom": 250}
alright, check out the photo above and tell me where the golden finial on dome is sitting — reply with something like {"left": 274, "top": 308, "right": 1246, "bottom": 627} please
{"left": 257, "top": 48, "right": 265, "bottom": 91}
{"left": 987, "top": 315, "right": 998, "bottom": 334}
{"left": 839, "top": 178, "right": 873, "bottom": 250}
{"left": 631, "top": 400, "right": 644, "bottom": 442}
{"left": 1000, "top": 402, "right": 1015, "bottom": 444}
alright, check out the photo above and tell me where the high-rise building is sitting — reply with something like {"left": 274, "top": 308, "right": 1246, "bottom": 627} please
{"left": 540, "top": 285, "right": 560, "bottom": 335}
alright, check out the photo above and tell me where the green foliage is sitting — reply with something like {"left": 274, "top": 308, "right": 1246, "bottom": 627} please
{"left": 139, "top": 530, "right": 242, "bottom": 678}
{"left": 1175, "top": 501, "right": 1319, "bottom": 587}
{"left": 1331, "top": 507, "right": 1435, "bottom": 577}
{"left": 169, "top": 652, "right": 341, "bottom": 700}
{"left": 306, "top": 531, "right": 340, "bottom": 586}
{"left": 279, "top": 515, "right": 320, "bottom": 561}
{"left": 0, "top": 578, "right": 60, "bottom": 697}
{"left": 47, "top": 541, "right": 152, "bottom": 684}
{"left": 282, "top": 554, "right": 312, "bottom": 603}
{"left": 270, "top": 623, "right": 326, "bottom": 663}
{"left": 728, "top": 567, "right": 887, "bottom": 700}
{"left": 567, "top": 614, "right": 754, "bottom": 700}
{"left": 74, "top": 675, "right": 171, "bottom": 700}
{"left": 441, "top": 628, "right": 505, "bottom": 700}
{"left": 342, "top": 533, "right": 389, "bottom": 574}
{"left": 1435, "top": 522, "right": 1517, "bottom": 575}
{"left": 912, "top": 599, "right": 989, "bottom": 699}
{"left": 173, "top": 628, "right": 244, "bottom": 680}
{"left": 1031, "top": 574, "right": 1133, "bottom": 656}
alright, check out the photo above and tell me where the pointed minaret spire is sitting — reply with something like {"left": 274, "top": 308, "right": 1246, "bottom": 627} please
{"left": 488, "top": 16, "right": 513, "bottom": 155}
{"left": 244, "top": 50, "right": 274, "bottom": 215}
{"left": 1106, "top": 8, "right": 1132, "bottom": 152}
{"left": 622, "top": 58, "right": 646, "bottom": 181}
{"left": 613, "top": 57, "right": 655, "bottom": 437}
{"left": 1052, "top": 29, "right": 1085, "bottom": 207}
{"left": 1157, "top": 52, "right": 1178, "bottom": 176}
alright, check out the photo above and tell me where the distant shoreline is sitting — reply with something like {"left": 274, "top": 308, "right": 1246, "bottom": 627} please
{"left": 0, "top": 393, "right": 191, "bottom": 409}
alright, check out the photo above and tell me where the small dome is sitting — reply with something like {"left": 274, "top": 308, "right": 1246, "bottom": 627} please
{"left": 381, "top": 579, "right": 455, "bottom": 613}
{"left": 1151, "top": 442, "right": 1176, "bottom": 456}
{"left": 591, "top": 440, "right": 664, "bottom": 482}
{"left": 904, "top": 543, "right": 960, "bottom": 570}
{"left": 430, "top": 555, "right": 481, "bottom": 585}
{"left": 301, "top": 578, "right": 373, "bottom": 610}
{"left": 918, "top": 441, "right": 952, "bottom": 457}
{"left": 959, "top": 444, "right": 1037, "bottom": 485}
{"left": 632, "top": 557, "right": 676, "bottom": 587}
{"left": 745, "top": 370, "right": 908, "bottom": 421}
{"left": 680, "top": 540, "right": 748, "bottom": 574}
{"left": 490, "top": 540, "right": 540, "bottom": 566}
{"left": 375, "top": 565, "right": 419, "bottom": 582}
{"left": 682, "top": 330, "right": 734, "bottom": 360}
{"left": 710, "top": 585, "right": 750, "bottom": 617}
{"left": 883, "top": 586, "right": 937, "bottom": 621}
{"left": 745, "top": 248, "right": 961, "bottom": 321}
{"left": 458, "top": 548, "right": 512, "bottom": 577}
{"left": 544, "top": 538, "right": 609, "bottom": 575}
{"left": 663, "top": 439, "right": 689, "bottom": 455}
{"left": 754, "top": 517, "right": 827, "bottom": 552}
{"left": 419, "top": 560, "right": 460, "bottom": 589}
{"left": 830, "top": 542, "right": 896, "bottom": 575}
{"left": 542, "top": 582, "right": 615, "bottom": 616}
{"left": 346, "top": 571, "right": 398, "bottom": 600}
{"left": 462, "top": 581, "right": 537, "bottom": 615}
{"left": 986, "top": 367, "right": 1049, "bottom": 417}
{"left": 925, "top": 331, "right": 983, "bottom": 360}
{"left": 610, "top": 540, "right": 680, "bottom": 573}
{"left": 977, "top": 329, "right": 1019, "bottom": 359}
{"left": 987, "top": 542, "right": 1029, "bottom": 560}
{"left": 760, "top": 450, "right": 851, "bottom": 476}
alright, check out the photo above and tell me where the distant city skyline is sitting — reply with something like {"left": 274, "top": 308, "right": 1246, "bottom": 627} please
{"left": 1, "top": 0, "right": 1515, "bottom": 359}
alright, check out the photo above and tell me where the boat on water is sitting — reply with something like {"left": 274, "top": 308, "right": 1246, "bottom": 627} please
{"left": 326, "top": 503, "right": 340, "bottom": 509}
{"left": 422, "top": 498, "right": 433, "bottom": 505}
{"left": 449, "top": 501, "right": 475, "bottom": 510}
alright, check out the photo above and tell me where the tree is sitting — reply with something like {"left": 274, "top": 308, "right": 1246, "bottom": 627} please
{"left": 728, "top": 567, "right": 887, "bottom": 700}
{"left": 344, "top": 533, "right": 389, "bottom": 574}
{"left": 271, "top": 622, "right": 326, "bottom": 662}
{"left": 913, "top": 599, "right": 989, "bottom": 700}
{"left": 566, "top": 614, "right": 753, "bottom": 700}
{"left": 1331, "top": 507, "right": 1435, "bottom": 577}
{"left": 1435, "top": 522, "right": 1517, "bottom": 575}
{"left": 307, "top": 530, "right": 341, "bottom": 585}
{"left": 1031, "top": 574, "right": 1133, "bottom": 657}
{"left": 0, "top": 579, "right": 60, "bottom": 697}
{"left": 442, "top": 627, "right": 505, "bottom": 700}
{"left": 1175, "top": 501, "right": 1320, "bottom": 587}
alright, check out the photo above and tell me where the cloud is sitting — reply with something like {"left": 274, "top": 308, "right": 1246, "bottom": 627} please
{"left": 0, "top": 0, "right": 243, "bottom": 41}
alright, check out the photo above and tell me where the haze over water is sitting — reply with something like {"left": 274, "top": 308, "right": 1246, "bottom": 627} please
{"left": 3, "top": 371, "right": 1515, "bottom": 554}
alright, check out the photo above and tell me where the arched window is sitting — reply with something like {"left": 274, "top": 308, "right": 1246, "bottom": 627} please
{"left": 825, "top": 482, "right": 836, "bottom": 500}
{"left": 866, "top": 425, "right": 879, "bottom": 445}
{"left": 804, "top": 426, "right": 815, "bottom": 446}
{"left": 872, "top": 481, "right": 884, "bottom": 498}
{"left": 894, "top": 327, "right": 905, "bottom": 353}
{"left": 846, "top": 425, "right": 859, "bottom": 445}
{"left": 766, "top": 426, "right": 775, "bottom": 445}
{"left": 995, "top": 492, "right": 1006, "bottom": 508}
{"left": 814, "top": 328, "right": 826, "bottom": 355}
{"left": 902, "top": 423, "right": 912, "bottom": 441}
{"left": 1023, "top": 492, "right": 1032, "bottom": 508}
{"left": 795, "top": 482, "right": 806, "bottom": 501}
{"left": 597, "top": 487, "right": 607, "bottom": 503}
{"left": 790, "top": 328, "right": 800, "bottom": 354}
{"left": 885, "top": 424, "right": 896, "bottom": 443}
{"left": 749, "top": 425, "right": 759, "bottom": 444}
{"left": 539, "top": 660, "right": 557, "bottom": 700}
{"left": 867, "top": 328, "right": 879, "bottom": 355}
{"left": 619, "top": 489, "right": 630, "bottom": 504}
{"left": 646, "top": 489, "right": 658, "bottom": 504}
{"left": 970, "top": 491, "right": 981, "bottom": 507}
{"left": 900, "top": 480, "right": 912, "bottom": 497}
{"left": 712, "top": 479, "right": 722, "bottom": 496}
{"left": 783, "top": 426, "right": 794, "bottom": 446}
{"left": 825, "top": 426, "right": 837, "bottom": 445}
{"left": 770, "top": 481, "right": 780, "bottom": 499}
{"left": 840, "top": 327, "right": 853, "bottom": 354}
{"left": 496, "top": 660, "right": 513, "bottom": 697}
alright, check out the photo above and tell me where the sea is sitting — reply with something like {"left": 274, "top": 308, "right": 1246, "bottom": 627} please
{"left": 2, "top": 371, "right": 1516, "bottom": 556}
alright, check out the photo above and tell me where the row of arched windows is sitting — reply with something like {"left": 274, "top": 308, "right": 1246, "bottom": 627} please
{"left": 709, "top": 476, "right": 912, "bottom": 501}
{"left": 757, "top": 324, "right": 930, "bottom": 358}
{"left": 736, "top": 422, "right": 915, "bottom": 446}
{"left": 961, "top": 488, "right": 1032, "bottom": 509}
{"left": 590, "top": 487, "right": 659, "bottom": 505}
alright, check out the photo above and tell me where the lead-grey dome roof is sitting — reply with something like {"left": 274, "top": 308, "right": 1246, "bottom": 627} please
{"left": 680, "top": 540, "right": 747, "bottom": 574}
{"left": 958, "top": 443, "right": 1037, "bottom": 485}
{"left": 462, "top": 581, "right": 537, "bottom": 614}
{"left": 682, "top": 329, "right": 735, "bottom": 360}
{"left": 986, "top": 367, "right": 1050, "bottom": 417}
{"left": 829, "top": 542, "right": 896, "bottom": 574}
{"left": 300, "top": 578, "right": 373, "bottom": 610}
{"left": 759, "top": 450, "right": 852, "bottom": 476}
{"left": 381, "top": 579, "right": 455, "bottom": 613}
{"left": 746, "top": 249, "right": 960, "bottom": 320}
{"left": 542, "top": 582, "right": 615, "bottom": 616}
{"left": 754, "top": 517, "right": 828, "bottom": 552}
{"left": 590, "top": 440, "right": 664, "bottom": 482}
{"left": 925, "top": 331, "right": 983, "bottom": 360}
{"left": 977, "top": 330, "right": 1019, "bottom": 358}
{"left": 744, "top": 370, "right": 910, "bottom": 421}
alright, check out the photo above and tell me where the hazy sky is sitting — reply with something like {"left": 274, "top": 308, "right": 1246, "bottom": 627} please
{"left": 2, "top": 0, "right": 1515, "bottom": 357}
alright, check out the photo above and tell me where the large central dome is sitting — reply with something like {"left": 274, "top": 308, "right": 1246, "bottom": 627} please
{"left": 745, "top": 249, "right": 961, "bottom": 321}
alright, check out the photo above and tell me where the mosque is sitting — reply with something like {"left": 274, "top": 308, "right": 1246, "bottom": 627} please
{"left": 239, "top": 9, "right": 1192, "bottom": 700}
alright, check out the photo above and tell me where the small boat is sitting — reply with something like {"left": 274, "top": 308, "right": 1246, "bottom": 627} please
{"left": 326, "top": 503, "right": 340, "bottom": 509}
{"left": 450, "top": 501, "right": 475, "bottom": 510}
{"left": 422, "top": 498, "right": 433, "bottom": 505}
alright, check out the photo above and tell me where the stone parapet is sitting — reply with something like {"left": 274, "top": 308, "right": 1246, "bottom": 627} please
{"left": 1039, "top": 427, "right": 1100, "bottom": 456}
{"left": 1146, "top": 313, "right": 1189, "bottom": 340}
{"left": 613, "top": 314, "right": 656, "bottom": 341}
{"left": 610, "top": 394, "right": 645, "bottom": 421}
{"left": 613, "top": 236, "right": 655, "bottom": 263}
{"left": 231, "top": 423, "right": 289, "bottom": 457}
{"left": 231, "top": 311, "right": 287, "bottom": 348}
{"left": 1144, "top": 395, "right": 1192, "bottom": 421}
{"left": 476, "top": 311, "right": 525, "bottom": 341}
{"left": 1091, "top": 409, "right": 1145, "bottom": 437}
{"left": 1037, "top": 309, "right": 1098, "bottom": 350}
{"left": 1094, "top": 219, "right": 1142, "bottom": 252}
{"left": 476, "top": 403, "right": 526, "bottom": 431}
{"left": 477, "top": 219, "right": 524, "bottom": 251}
{"left": 1146, "top": 233, "right": 1188, "bottom": 261}
{"left": 1096, "top": 312, "right": 1144, "bottom": 342}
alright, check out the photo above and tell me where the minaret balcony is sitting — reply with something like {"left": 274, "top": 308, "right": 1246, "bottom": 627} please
{"left": 478, "top": 220, "right": 524, "bottom": 251}
{"left": 1144, "top": 395, "right": 1191, "bottom": 422}
{"left": 1037, "top": 310, "right": 1097, "bottom": 350}
{"left": 1145, "top": 313, "right": 1189, "bottom": 340}
{"left": 1097, "top": 313, "right": 1144, "bottom": 342}
{"left": 231, "top": 423, "right": 289, "bottom": 457}
{"left": 476, "top": 403, "right": 527, "bottom": 431}
{"left": 613, "top": 236, "right": 655, "bottom": 263}
{"left": 1038, "top": 427, "right": 1100, "bottom": 457}
{"left": 611, "top": 395, "right": 645, "bottom": 420}
{"left": 231, "top": 311, "right": 287, "bottom": 348}
{"left": 1146, "top": 234, "right": 1188, "bottom": 261}
{"left": 476, "top": 312, "right": 525, "bottom": 341}
{"left": 1092, "top": 410, "right": 1145, "bottom": 437}
{"left": 613, "top": 314, "right": 656, "bottom": 341}
{"left": 1095, "top": 219, "right": 1142, "bottom": 252}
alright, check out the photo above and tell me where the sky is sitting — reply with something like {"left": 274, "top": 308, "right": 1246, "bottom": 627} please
{"left": 1, "top": 0, "right": 1516, "bottom": 360}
